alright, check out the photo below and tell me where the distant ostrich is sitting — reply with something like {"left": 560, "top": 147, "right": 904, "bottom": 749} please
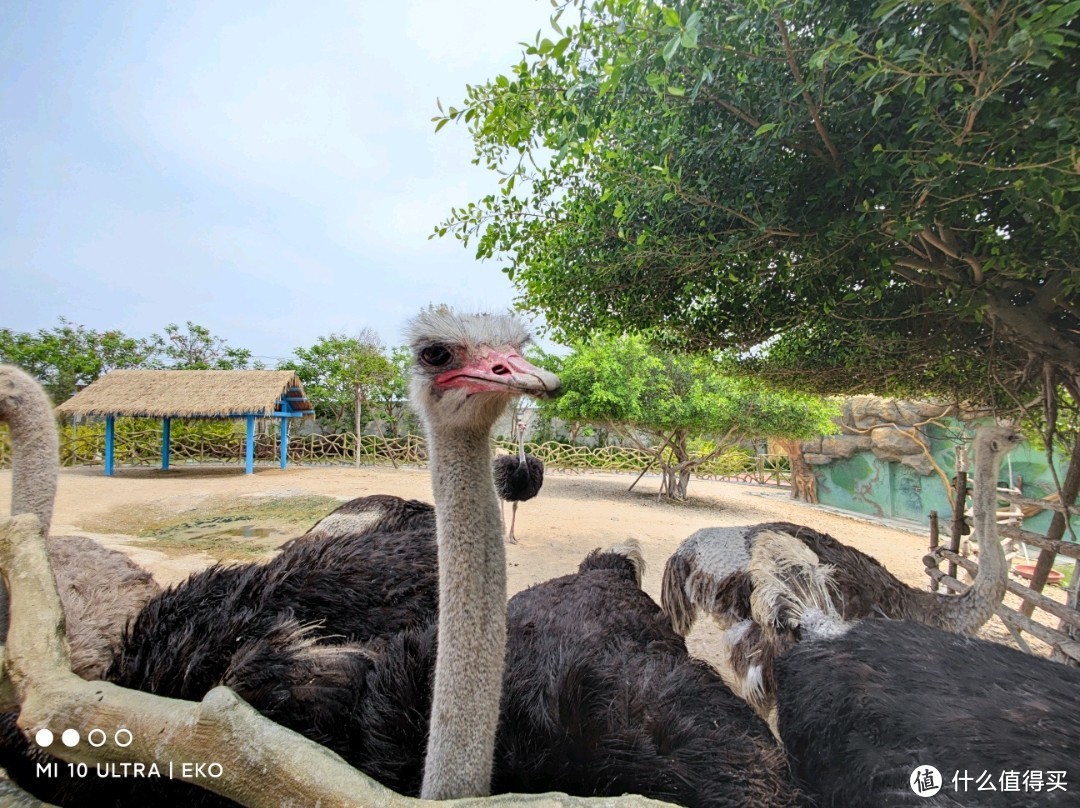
{"left": 492, "top": 428, "right": 544, "bottom": 542}
{"left": 0, "top": 366, "right": 160, "bottom": 681}
{"left": 661, "top": 425, "right": 1024, "bottom": 714}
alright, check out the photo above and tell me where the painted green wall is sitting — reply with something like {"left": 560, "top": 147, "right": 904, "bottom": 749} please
{"left": 811, "top": 422, "right": 1078, "bottom": 538}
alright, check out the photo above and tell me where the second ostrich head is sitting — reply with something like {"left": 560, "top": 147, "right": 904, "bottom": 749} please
{"left": 404, "top": 307, "right": 560, "bottom": 801}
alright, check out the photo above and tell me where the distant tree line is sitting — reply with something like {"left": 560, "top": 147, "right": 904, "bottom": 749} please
{"left": 0, "top": 318, "right": 418, "bottom": 437}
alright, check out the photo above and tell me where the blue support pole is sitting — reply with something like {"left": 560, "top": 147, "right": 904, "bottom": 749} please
{"left": 162, "top": 417, "right": 171, "bottom": 471}
{"left": 279, "top": 417, "right": 289, "bottom": 470}
{"left": 104, "top": 415, "right": 115, "bottom": 477}
{"left": 245, "top": 415, "right": 255, "bottom": 474}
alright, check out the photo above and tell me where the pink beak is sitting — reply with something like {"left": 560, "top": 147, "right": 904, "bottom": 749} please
{"left": 436, "top": 349, "right": 562, "bottom": 399}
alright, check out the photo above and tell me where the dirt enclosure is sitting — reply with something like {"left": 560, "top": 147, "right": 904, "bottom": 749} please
{"left": 0, "top": 462, "right": 1061, "bottom": 657}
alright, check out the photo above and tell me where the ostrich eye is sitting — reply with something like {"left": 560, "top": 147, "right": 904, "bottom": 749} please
{"left": 420, "top": 345, "right": 453, "bottom": 367}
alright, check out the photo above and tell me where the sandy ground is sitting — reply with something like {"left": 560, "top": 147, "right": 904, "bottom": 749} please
{"left": 0, "top": 463, "right": 1068, "bottom": 658}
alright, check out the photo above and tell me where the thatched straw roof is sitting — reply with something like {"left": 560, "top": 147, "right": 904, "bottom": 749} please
{"left": 56, "top": 370, "right": 313, "bottom": 418}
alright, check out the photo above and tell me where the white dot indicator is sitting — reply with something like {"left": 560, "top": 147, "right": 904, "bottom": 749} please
{"left": 115, "top": 728, "right": 133, "bottom": 748}
{"left": 61, "top": 729, "right": 80, "bottom": 747}
{"left": 88, "top": 728, "right": 107, "bottom": 748}
{"left": 34, "top": 729, "right": 53, "bottom": 748}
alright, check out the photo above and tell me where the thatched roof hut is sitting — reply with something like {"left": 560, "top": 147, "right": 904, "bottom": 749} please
{"left": 56, "top": 370, "right": 313, "bottom": 475}
{"left": 56, "top": 370, "right": 313, "bottom": 418}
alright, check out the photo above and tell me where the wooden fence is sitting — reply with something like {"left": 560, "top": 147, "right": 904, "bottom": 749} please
{"left": 926, "top": 490, "right": 1080, "bottom": 663}
{"left": 0, "top": 424, "right": 790, "bottom": 485}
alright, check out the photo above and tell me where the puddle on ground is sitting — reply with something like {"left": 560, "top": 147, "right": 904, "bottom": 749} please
{"left": 166, "top": 523, "right": 278, "bottom": 542}
{"left": 135, "top": 519, "right": 299, "bottom": 561}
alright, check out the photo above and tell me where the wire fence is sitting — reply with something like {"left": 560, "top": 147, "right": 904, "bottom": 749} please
{"left": 0, "top": 424, "right": 791, "bottom": 485}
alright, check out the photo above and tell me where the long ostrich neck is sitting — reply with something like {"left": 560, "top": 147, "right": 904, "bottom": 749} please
{"left": 0, "top": 368, "right": 57, "bottom": 535}
{"left": 421, "top": 422, "right": 507, "bottom": 800}
{"left": 914, "top": 437, "right": 1007, "bottom": 634}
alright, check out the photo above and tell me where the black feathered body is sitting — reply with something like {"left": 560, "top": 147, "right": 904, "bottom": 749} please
{"left": 1, "top": 516, "right": 438, "bottom": 808}
{"left": 493, "top": 454, "right": 544, "bottom": 503}
{"left": 493, "top": 551, "right": 801, "bottom": 808}
{"left": 4, "top": 537, "right": 797, "bottom": 807}
{"left": 279, "top": 494, "right": 435, "bottom": 550}
{"left": 777, "top": 619, "right": 1080, "bottom": 807}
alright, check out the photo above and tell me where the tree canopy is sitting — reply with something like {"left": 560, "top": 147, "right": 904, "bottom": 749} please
{"left": 158, "top": 321, "right": 262, "bottom": 370}
{"left": 540, "top": 333, "right": 838, "bottom": 499}
{"left": 0, "top": 319, "right": 157, "bottom": 403}
{"left": 0, "top": 319, "right": 263, "bottom": 403}
{"left": 279, "top": 331, "right": 398, "bottom": 437}
{"left": 437, "top": 0, "right": 1079, "bottom": 410}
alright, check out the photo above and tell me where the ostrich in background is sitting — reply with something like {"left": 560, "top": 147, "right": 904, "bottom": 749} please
{"left": 278, "top": 493, "right": 435, "bottom": 551}
{"left": 661, "top": 425, "right": 1023, "bottom": 716}
{"left": 0, "top": 365, "right": 161, "bottom": 681}
{"left": 492, "top": 425, "right": 544, "bottom": 543}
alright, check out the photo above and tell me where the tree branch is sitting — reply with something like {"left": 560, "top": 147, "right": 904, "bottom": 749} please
{"left": 773, "top": 14, "right": 841, "bottom": 171}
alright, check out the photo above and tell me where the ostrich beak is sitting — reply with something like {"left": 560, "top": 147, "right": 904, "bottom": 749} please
{"left": 437, "top": 349, "right": 563, "bottom": 399}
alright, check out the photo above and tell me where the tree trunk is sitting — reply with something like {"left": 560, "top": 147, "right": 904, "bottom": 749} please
{"left": 1024, "top": 432, "right": 1080, "bottom": 621}
{"left": 660, "top": 465, "right": 692, "bottom": 501}
{"left": 354, "top": 386, "right": 363, "bottom": 468}
{"left": 658, "top": 431, "right": 692, "bottom": 501}
{"left": 776, "top": 438, "right": 817, "bottom": 503}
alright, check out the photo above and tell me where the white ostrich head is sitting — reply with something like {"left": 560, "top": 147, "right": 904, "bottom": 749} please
{"left": 406, "top": 307, "right": 562, "bottom": 434}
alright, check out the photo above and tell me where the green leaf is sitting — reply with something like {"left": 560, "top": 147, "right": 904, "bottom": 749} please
{"left": 662, "top": 33, "right": 681, "bottom": 63}
{"left": 662, "top": 7, "right": 681, "bottom": 28}
{"left": 667, "top": 85, "right": 686, "bottom": 97}
{"left": 754, "top": 122, "right": 778, "bottom": 136}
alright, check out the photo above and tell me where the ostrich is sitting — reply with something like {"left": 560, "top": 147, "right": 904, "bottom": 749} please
{"left": 278, "top": 493, "right": 435, "bottom": 551}
{"left": 0, "top": 365, "right": 161, "bottom": 680}
{"left": 776, "top": 620, "right": 1080, "bottom": 807}
{"left": 0, "top": 311, "right": 560, "bottom": 805}
{"left": 492, "top": 428, "right": 544, "bottom": 542}
{"left": 492, "top": 542, "right": 801, "bottom": 806}
{"left": 661, "top": 425, "right": 1024, "bottom": 715}
{"left": 3, "top": 316, "right": 798, "bottom": 807}
{"left": 757, "top": 536, "right": 1080, "bottom": 806}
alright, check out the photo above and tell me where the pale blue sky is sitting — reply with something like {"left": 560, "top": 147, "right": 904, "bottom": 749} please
{"left": 1, "top": 1, "right": 559, "bottom": 363}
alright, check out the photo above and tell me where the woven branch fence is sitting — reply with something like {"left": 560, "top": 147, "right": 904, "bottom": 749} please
{"left": 926, "top": 492, "right": 1080, "bottom": 664}
{"left": 0, "top": 424, "right": 790, "bottom": 484}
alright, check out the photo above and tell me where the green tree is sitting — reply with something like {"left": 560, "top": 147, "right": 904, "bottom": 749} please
{"left": 155, "top": 322, "right": 262, "bottom": 370}
{"left": 280, "top": 332, "right": 395, "bottom": 459}
{"left": 437, "top": 0, "right": 1078, "bottom": 411}
{"left": 440, "top": 0, "right": 1080, "bottom": 607}
{"left": 0, "top": 318, "right": 156, "bottom": 402}
{"left": 541, "top": 334, "right": 838, "bottom": 500}
{"left": 369, "top": 346, "right": 417, "bottom": 438}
